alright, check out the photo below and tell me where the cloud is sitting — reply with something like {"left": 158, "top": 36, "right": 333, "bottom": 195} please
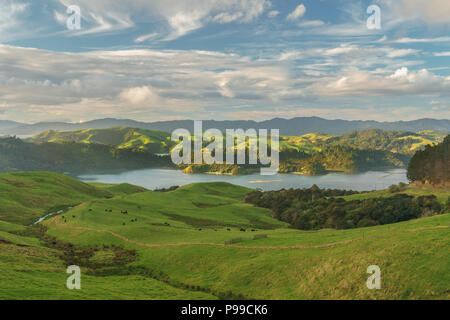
{"left": 390, "top": 37, "right": 450, "bottom": 44}
{"left": 134, "top": 33, "right": 159, "bottom": 43}
{"left": 0, "top": 43, "right": 448, "bottom": 123}
{"left": 433, "top": 52, "right": 450, "bottom": 57}
{"left": 119, "top": 86, "right": 159, "bottom": 106}
{"left": 382, "top": 0, "right": 450, "bottom": 24}
{"left": 286, "top": 4, "right": 306, "bottom": 21}
{"left": 297, "top": 20, "right": 324, "bottom": 28}
{"left": 316, "top": 67, "right": 450, "bottom": 96}
{"left": 277, "top": 45, "right": 419, "bottom": 67}
{"left": 267, "top": 10, "right": 279, "bottom": 18}
{"left": 53, "top": 0, "right": 271, "bottom": 40}
{"left": 54, "top": 0, "right": 134, "bottom": 36}
{"left": 0, "top": 1, "right": 29, "bottom": 41}
{"left": 166, "top": 11, "right": 205, "bottom": 40}
{"left": 0, "top": 45, "right": 294, "bottom": 121}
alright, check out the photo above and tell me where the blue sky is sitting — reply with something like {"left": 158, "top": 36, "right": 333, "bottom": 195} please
{"left": 0, "top": 0, "right": 449, "bottom": 123}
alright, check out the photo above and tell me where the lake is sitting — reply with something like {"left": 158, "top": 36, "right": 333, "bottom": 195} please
{"left": 79, "top": 168, "right": 409, "bottom": 191}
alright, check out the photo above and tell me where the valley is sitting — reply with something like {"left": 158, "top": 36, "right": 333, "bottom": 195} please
{"left": 0, "top": 172, "right": 448, "bottom": 300}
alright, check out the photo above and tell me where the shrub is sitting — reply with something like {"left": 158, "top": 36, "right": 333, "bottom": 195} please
{"left": 388, "top": 184, "right": 400, "bottom": 193}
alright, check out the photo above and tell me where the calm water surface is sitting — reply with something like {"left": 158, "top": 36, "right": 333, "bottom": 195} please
{"left": 79, "top": 168, "right": 408, "bottom": 191}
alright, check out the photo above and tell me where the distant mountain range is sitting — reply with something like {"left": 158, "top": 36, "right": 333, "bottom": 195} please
{"left": 1, "top": 117, "right": 449, "bottom": 137}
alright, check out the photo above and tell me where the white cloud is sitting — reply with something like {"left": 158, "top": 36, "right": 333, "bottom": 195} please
{"left": 391, "top": 37, "right": 450, "bottom": 44}
{"left": 54, "top": 0, "right": 271, "bottom": 40}
{"left": 316, "top": 67, "right": 450, "bottom": 96}
{"left": 382, "top": 0, "right": 450, "bottom": 24}
{"left": 297, "top": 20, "right": 324, "bottom": 28}
{"left": 434, "top": 52, "right": 450, "bottom": 57}
{"left": 267, "top": 10, "right": 279, "bottom": 18}
{"left": 119, "top": 86, "right": 159, "bottom": 106}
{"left": 0, "top": 44, "right": 448, "bottom": 122}
{"left": 0, "top": 1, "right": 29, "bottom": 41}
{"left": 166, "top": 11, "right": 204, "bottom": 40}
{"left": 386, "top": 49, "right": 419, "bottom": 58}
{"left": 286, "top": 4, "right": 306, "bottom": 21}
{"left": 54, "top": 1, "right": 134, "bottom": 36}
{"left": 134, "top": 33, "right": 159, "bottom": 43}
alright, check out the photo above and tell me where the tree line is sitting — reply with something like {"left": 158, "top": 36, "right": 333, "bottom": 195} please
{"left": 407, "top": 135, "right": 449, "bottom": 186}
{"left": 244, "top": 185, "right": 444, "bottom": 230}
{"left": 0, "top": 137, "right": 173, "bottom": 174}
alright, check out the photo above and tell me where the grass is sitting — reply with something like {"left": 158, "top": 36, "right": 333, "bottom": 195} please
{"left": 0, "top": 172, "right": 449, "bottom": 299}
{"left": 88, "top": 182, "right": 148, "bottom": 196}
{"left": 342, "top": 187, "right": 450, "bottom": 205}
{"left": 0, "top": 241, "right": 215, "bottom": 300}
{"left": 0, "top": 172, "right": 112, "bottom": 225}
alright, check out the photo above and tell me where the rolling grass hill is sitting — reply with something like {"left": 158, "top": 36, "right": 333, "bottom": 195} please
{"left": 28, "top": 127, "right": 174, "bottom": 153}
{"left": 0, "top": 172, "right": 448, "bottom": 299}
{"left": 280, "top": 130, "right": 446, "bottom": 155}
{"left": 342, "top": 187, "right": 450, "bottom": 205}
{"left": 28, "top": 128, "right": 446, "bottom": 156}
{"left": 0, "top": 172, "right": 112, "bottom": 225}
{"left": 0, "top": 219, "right": 215, "bottom": 300}
{"left": 88, "top": 182, "right": 149, "bottom": 196}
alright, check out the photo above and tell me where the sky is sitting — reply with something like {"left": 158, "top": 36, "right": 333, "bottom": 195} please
{"left": 0, "top": 0, "right": 449, "bottom": 123}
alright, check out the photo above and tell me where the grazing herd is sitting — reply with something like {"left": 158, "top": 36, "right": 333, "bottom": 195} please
{"left": 62, "top": 207, "right": 258, "bottom": 233}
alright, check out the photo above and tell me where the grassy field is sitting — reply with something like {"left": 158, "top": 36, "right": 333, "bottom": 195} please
{"left": 0, "top": 172, "right": 449, "bottom": 299}
{"left": 0, "top": 172, "right": 112, "bottom": 225}
{"left": 342, "top": 187, "right": 450, "bottom": 205}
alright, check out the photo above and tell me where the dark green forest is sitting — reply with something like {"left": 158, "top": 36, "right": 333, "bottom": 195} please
{"left": 0, "top": 137, "right": 171, "bottom": 174}
{"left": 407, "top": 135, "right": 449, "bottom": 185}
{"left": 244, "top": 185, "right": 444, "bottom": 230}
{"left": 278, "top": 145, "right": 409, "bottom": 174}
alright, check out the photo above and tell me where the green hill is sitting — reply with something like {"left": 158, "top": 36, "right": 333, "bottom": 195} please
{"left": 280, "top": 130, "right": 446, "bottom": 155}
{"left": 29, "top": 128, "right": 445, "bottom": 156}
{"left": 28, "top": 127, "right": 174, "bottom": 153}
{"left": 23, "top": 128, "right": 446, "bottom": 176}
{"left": 0, "top": 173, "right": 449, "bottom": 299}
{"left": 0, "top": 172, "right": 112, "bottom": 225}
{"left": 0, "top": 137, "right": 171, "bottom": 174}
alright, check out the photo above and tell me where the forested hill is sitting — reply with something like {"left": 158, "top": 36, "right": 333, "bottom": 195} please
{"left": 407, "top": 135, "right": 450, "bottom": 187}
{"left": 27, "top": 127, "right": 175, "bottom": 153}
{"left": 28, "top": 127, "right": 445, "bottom": 156}
{"left": 281, "top": 130, "right": 446, "bottom": 155}
{"left": 19, "top": 127, "right": 446, "bottom": 176}
{"left": 0, "top": 137, "right": 171, "bottom": 175}
{"left": 1, "top": 128, "right": 446, "bottom": 176}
